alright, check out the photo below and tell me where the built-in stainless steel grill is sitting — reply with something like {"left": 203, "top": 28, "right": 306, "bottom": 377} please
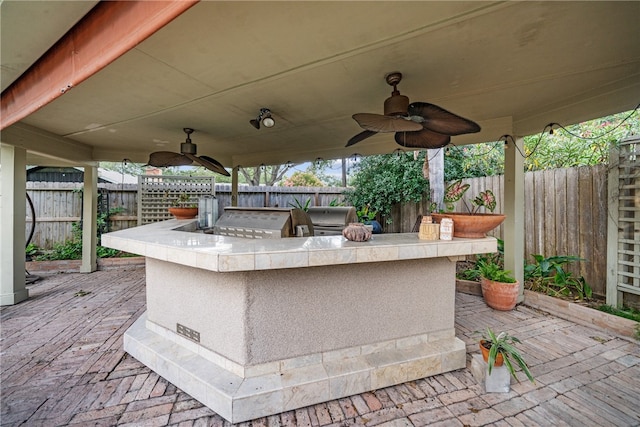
{"left": 210, "top": 207, "right": 314, "bottom": 239}
{"left": 307, "top": 206, "right": 357, "bottom": 236}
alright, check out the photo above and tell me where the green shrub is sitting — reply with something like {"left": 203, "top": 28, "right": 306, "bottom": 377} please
{"left": 343, "top": 152, "right": 429, "bottom": 223}
{"left": 524, "top": 254, "right": 592, "bottom": 300}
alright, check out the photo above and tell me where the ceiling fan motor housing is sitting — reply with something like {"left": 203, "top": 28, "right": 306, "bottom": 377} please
{"left": 180, "top": 142, "right": 197, "bottom": 155}
{"left": 384, "top": 94, "right": 410, "bottom": 116}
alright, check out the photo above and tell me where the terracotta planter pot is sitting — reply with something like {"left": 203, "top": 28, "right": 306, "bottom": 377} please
{"left": 168, "top": 207, "right": 198, "bottom": 219}
{"left": 479, "top": 340, "right": 504, "bottom": 366}
{"left": 431, "top": 213, "right": 506, "bottom": 238}
{"left": 481, "top": 277, "right": 520, "bottom": 311}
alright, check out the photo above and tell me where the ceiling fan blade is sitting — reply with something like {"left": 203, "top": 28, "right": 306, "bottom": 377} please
{"left": 185, "top": 153, "right": 230, "bottom": 176}
{"left": 353, "top": 113, "right": 423, "bottom": 133}
{"left": 147, "top": 151, "right": 193, "bottom": 167}
{"left": 199, "top": 155, "right": 231, "bottom": 177}
{"left": 408, "top": 102, "right": 481, "bottom": 135}
{"left": 346, "top": 130, "right": 377, "bottom": 147}
{"left": 394, "top": 129, "right": 451, "bottom": 149}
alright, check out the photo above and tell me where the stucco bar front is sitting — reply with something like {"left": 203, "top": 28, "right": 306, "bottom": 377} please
{"left": 103, "top": 220, "right": 496, "bottom": 423}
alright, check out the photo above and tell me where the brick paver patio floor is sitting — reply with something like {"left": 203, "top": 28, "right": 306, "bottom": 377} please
{"left": 1, "top": 267, "right": 639, "bottom": 426}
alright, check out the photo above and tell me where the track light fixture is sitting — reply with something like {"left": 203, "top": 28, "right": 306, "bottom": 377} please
{"left": 250, "top": 108, "right": 275, "bottom": 129}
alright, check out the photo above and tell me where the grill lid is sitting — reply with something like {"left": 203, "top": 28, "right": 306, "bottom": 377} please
{"left": 307, "top": 206, "right": 357, "bottom": 227}
{"left": 213, "top": 207, "right": 313, "bottom": 238}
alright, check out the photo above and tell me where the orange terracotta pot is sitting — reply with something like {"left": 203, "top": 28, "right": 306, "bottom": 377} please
{"left": 168, "top": 207, "right": 198, "bottom": 219}
{"left": 480, "top": 277, "right": 519, "bottom": 311}
{"left": 479, "top": 340, "right": 504, "bottom": 366}
{"left": 431, "top": 213, "right": 506, "bottom": 238}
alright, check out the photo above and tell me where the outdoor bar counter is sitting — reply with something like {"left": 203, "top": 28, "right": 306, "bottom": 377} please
{"left": 102, "top": 219, "right": 496, "bottom": 423}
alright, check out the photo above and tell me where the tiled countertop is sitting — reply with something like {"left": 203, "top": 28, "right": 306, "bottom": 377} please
{"left": 102, "top": 219, "right": 497, "bottom": 272}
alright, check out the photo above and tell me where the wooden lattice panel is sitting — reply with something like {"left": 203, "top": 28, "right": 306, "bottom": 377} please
{"left": 607, "top": 136, "right": 640, "bottom": 306}
{"left": 137, "top": 176, "right": 214, "bottom": 225}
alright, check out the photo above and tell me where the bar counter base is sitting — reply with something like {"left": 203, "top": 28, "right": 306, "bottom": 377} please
{"left": 125, "top": 313, "right": 465, "bottom": 423}
{"left": 103, "top": 223, "right": 497, "bottom": 423}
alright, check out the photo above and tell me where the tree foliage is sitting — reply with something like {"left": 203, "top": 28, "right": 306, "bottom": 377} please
{"left": 308, "top": 159, "right": 344, "bottom": 187}
{"left": 523, "top": 110, "right": 639, "bottom": 171}
{"left": 444, "top": 142, "right": 504, "bottom": 180}
{"left": 238, "top": 165, "right": 289, "bottom": 186}
{"left": 281, "top": 171, "right": 324, "bottom": 187}
{"left": 343, "top": 152, "right": 429, "bottom": 223}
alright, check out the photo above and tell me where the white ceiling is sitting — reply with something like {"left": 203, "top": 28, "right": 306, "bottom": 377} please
{"left": 1, "top": 1, "right": 639, "bottom": 169}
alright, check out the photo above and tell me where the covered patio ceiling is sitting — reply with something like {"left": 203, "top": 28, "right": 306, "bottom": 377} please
{"left": 1, "top": 1, "right": 639, "bottom": 169}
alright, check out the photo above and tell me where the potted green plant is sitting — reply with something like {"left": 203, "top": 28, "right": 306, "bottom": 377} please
{"left": 288, "top": 196, "right": 311, "bottom": 212}
{"left": 477, "top": 257, "right": 520, "bottom": 311}
{"left": 168, "top": 193, "right": 198, "bottom": 219}
{"left": 479, "top": 327, "right": 535, "bottom": 383}
{"left": 356, "top": 205, "right": 382, "bottom": 234}
{"left": 431, "top": 180, "right": 506, "bottom": 238}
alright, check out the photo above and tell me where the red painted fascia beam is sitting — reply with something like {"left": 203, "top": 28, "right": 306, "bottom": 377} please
{"left": 1, "top": 0, "right": 198, "bottom": 130}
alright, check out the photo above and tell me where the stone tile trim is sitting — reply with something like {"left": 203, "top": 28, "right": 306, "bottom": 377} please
{"left": 145, "top": 319, "right": 456, "bottom": 379}
{"left": 102, "top": 219, "right": 497, "bottom": 273}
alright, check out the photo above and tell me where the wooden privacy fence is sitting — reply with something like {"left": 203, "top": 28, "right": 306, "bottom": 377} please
{"left": 26, "top": 182, "right": 138, "bottom": 250}
{"left": 27, "top": 166, "right": 611, "bottom": 297}
{"left": 25, "top": 181, "right": 347, "bottom": 249}
{"left": 428, "top": 165, "right": 608, "bottom": 298}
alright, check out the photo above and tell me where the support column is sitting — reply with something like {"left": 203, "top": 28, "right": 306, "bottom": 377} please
{"left": 428, "top": 148, "right": 445, "bottom": 211}
{"left": 0, "top": 144, "right": 29, "bottom": 305}
{"left": 231, "top": 167, "right": 239, "bottom": 207}
{"left": 503, "top": 137, "right": 525, "bottom": 302}
{"left": 81, "top": 166, "right": 97, "bottom": 273}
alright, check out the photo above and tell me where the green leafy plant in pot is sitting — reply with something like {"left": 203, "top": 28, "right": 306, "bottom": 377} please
{"left": 479, "top": 327, "right": 535, "bottom": 383}
{"left": 356, "top": 205, "right": 382, "bottom": 234}
{"left": 477, "top": 257, "right": 520, "bottom": 311}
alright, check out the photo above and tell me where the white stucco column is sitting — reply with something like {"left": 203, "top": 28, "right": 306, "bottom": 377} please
{"left": 503, "top": 136, "right": 525, "bottom": 302}
{"left": 0, "top": 144, "right": 29, "bottom": 305}
{"left": 428, "top": 148, "right": 445, "bottom": 211}
{"left": 80, "top": 165, "right": 97, "bottom": 273}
